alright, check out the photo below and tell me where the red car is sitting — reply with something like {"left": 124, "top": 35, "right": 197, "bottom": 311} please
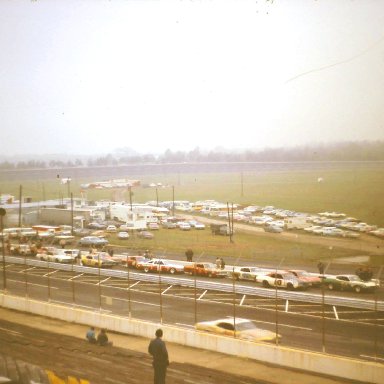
{"left": 288, "top": 270, "right": 322, "bottom": 287}
{"left": 184, "top": 262, "right": 227, "bottom": 278}
{"left": 117, "top": 255, "right": 149, "bottom": 268}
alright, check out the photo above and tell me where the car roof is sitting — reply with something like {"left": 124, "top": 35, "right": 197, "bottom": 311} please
{"left": 210, "top": 317, "right": 253, "bottom": 324}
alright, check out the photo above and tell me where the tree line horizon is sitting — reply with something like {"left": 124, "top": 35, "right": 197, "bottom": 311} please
{"left": 1, "top": 141, "right": 383, "bottom": 170}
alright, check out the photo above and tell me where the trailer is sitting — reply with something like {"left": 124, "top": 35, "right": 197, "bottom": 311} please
{"left": 210, "top": 223, "right": 232, "bottom": 236}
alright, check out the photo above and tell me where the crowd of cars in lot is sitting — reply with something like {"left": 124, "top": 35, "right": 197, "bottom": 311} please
{"left": 158, "top": 200, "right": 383, "bottom": 238}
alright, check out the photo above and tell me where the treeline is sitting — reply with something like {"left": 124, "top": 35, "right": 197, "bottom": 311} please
{"left": 1, "top": 141, "right": 383, "bottom": 170}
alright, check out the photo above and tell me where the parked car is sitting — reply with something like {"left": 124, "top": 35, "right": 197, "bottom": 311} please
{"left": 264, "top": 225, "right": 283, "bottom": 233}
{"left": 257, "top": 272, "right": 309, "bottom": 290}
{"left": 72, "top": 228, "right": 92, "bottom": 237}
{"left": 179, "top": 222, "right": 191, "bottom": 231}
{"left": 148, "top": 222, "right": 160, "bottom": 230}
{"left": 288, "top": 270, "right": 322, "bottom": 287}
{"left": 118, "top": 255, "right": 150, "bottom": 268}
{"left": 231, "top": 266, "right": 271, "bottom": 282}
{"left": 10, "top": 243, "right": 32, "bottom": 256}
{"left": 36, "top": 248, "right": 73, "bottom": 263}
{"left": 80, "top": 252, "right": 117, "bottom": 268}
{"left": 343, "top": 231, "right": 360, "bottom": 238}
{"left": 137, "top": 231, "right": 154, "bottom": 239}
{"left": 87, "top": 222, "right": 106, "bottom": 230}
{"left": 322, "top": 227, "right": 344, "bottom": 237}
{"left": 184, "top": 262, "right": 228, "bottom": 278}
{"left": 194, "top": 222, "right": 206, "bottom": 230}
{"left": 188, "top": 220, "right": 206, "bottom": 230}
{"left": 117, "top": 231, "right": 129, "bottom": 240}
{"left": 195, "top": 317, "right": 280, "bottom": 343}
{"left": 106, "top": 225, "right": 118, "bottom": 233}
{"left": 323, "top": 274, "right": 379, "bottom": 293}
{"left": 78, "top": 236, "right": 109, "bottom": 247}
{"left": 136, "top": 258, "right": 184, "bottom": 274}
{"left": 162, "top": 221, "right": 177, "bottom": 229}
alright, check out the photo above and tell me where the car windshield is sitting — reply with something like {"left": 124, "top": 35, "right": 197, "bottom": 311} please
{"left": 235, "top": 321, "right": 257, "bottom": 332}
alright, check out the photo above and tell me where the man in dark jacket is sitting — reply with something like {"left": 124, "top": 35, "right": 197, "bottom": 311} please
{"left": 148, "top": 329, "right": 169, "bottom": 384}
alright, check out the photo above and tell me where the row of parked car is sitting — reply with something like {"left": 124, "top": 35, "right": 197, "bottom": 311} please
{"left": 24, "top": 245, "right": 381, "bottom": 294}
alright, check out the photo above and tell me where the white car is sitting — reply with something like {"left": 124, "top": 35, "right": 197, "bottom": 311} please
{"left": 117, "top": 231, "right": 129, "bottom": 239}
{"left": 106, "top": 225, "right": 118, "bottom": 233}
{"left": 232, "top": 266, "right": 271, "bottom": 281}
{"left": 303, "top": 225, "right": 323, "bottom": 233}
{"left": 36, "top": 248, "right": 73, "bottom": 263}
{"left": 179, "top": 222, "right": 191, "bottom": 231}
{"left": 322, "top": 227, "right": 344, "bottom": 237}
{"left": 136, "top": 258, "right": 184, "bottom": 274}
{"left": 194, "top": 222, "right": 206, "bottom": 230}
{"left": 257, "top": 272, "right": 309, "bottom": 290}
{"left": 148, "top": 222, "right": 160, "bottom": 230}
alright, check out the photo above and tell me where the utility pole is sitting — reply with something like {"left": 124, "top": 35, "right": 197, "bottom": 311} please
{"left": 0, "top": 208, "right": 6, "bottom": 291}
{"left": 129, "top": 185, "right": 133, "bottom": 211}
{"left": 172, "top": 185, "right": 175, "bottom": 216}
{"left": 18, "top": 185, "right": 22, "bottom": 227}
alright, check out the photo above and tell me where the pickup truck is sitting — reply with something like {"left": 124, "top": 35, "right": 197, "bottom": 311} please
{"left": 184, "top": 262, "right": 228, "bottom": 278}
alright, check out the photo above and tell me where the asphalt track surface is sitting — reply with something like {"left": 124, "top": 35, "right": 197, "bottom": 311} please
{"left": 0, "top": 308, "right": 361, "bottom": 384}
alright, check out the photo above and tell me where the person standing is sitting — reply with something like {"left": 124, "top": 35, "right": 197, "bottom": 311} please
{"left": 317, "top": 261, "right": 325, "bottom": 275}
{"left": 185, "top": 248, "right": 194, "bottom": 262}
{"left": 148, "top": 329, "right": 169, "bottom": 384}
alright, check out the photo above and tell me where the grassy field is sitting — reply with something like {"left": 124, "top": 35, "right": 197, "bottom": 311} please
{"left": 1, "top": 163, "right": 383, "bottom": 266}
{"left": 2, "top": 163, "right": 382, "bottom": 226}
{"left": 109, "top": 228, "right": 363, "bottom": 268}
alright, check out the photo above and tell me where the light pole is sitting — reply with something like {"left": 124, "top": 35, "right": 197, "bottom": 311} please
{"left": 0, "top": 208, "right": 6, "bottom": 291}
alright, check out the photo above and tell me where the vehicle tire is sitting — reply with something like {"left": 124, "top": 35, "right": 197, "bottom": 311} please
{"left": 262, "top": 280, "right": 270, "bottom": 288}
{"left": 287, "top": 283, "right": 294, "bottom": 290}
{"left": 169, "top": 268, "right": 176, "bottom": 274}
{"left": 55, "top": 258, "right": 60, "bottom": 263}
{"left": 144, "top": 267, "right": 150, "bottom": 273}
{"left": 328, "top": 283, "right": 334, "bottom": 290}
{"left": 208, "top": 272, "right": 213, "bottom": 278}
{"left": 354, "top": 285, "right": 362, "bottom": 293}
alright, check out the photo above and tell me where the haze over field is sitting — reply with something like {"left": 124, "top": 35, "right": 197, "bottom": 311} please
{"left": 1, "top": 0, "right": 383, "bottom": 157}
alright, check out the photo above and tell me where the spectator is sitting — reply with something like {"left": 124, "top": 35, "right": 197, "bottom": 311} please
{"left": 97, "top": 328, "right": 113, "bottom": 346}
{"left": 317, "top": 261, "right": 325, "bottom": 275}
{"left": 185, "top": 248, "right": 194, "bottom": 262}
{"left": 59, "top": 238, "right": 66, "bottom": 249}
{"left": 215, "top": 257, "right": 221, "bottom": 269}
{"left": 86, "top": 326, "right": 96, "bottom": 344}
{"left": 220, "top": 258, "right": 225, "bottom": 270}
{"left": 148, "top": 329, "right": 169, "bottom": 384}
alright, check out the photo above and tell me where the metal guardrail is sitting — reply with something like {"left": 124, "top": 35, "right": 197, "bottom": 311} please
{"left": 5, "top": 256, "right": 384, "bottom": 311}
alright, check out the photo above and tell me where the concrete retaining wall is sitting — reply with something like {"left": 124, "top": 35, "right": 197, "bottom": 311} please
{"left": 1, "top": 294, "right": 383, "bottom": 384}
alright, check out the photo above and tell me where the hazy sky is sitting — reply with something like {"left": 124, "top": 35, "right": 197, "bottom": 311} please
{"left": 1, "top": 0, "right": 383, "bottom": 156}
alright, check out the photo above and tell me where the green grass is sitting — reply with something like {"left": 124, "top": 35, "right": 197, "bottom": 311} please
{"left": 1, "top": 163, "right": 383, "bottom": 265}
{"left": 1, "top": 165, "right": 384, "bottom": 226}
{"left": 80, "top": 166, "right": 384, "bottom": 226}
{"left": 110, "top": 228, "right": 362, "bottom": 267}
